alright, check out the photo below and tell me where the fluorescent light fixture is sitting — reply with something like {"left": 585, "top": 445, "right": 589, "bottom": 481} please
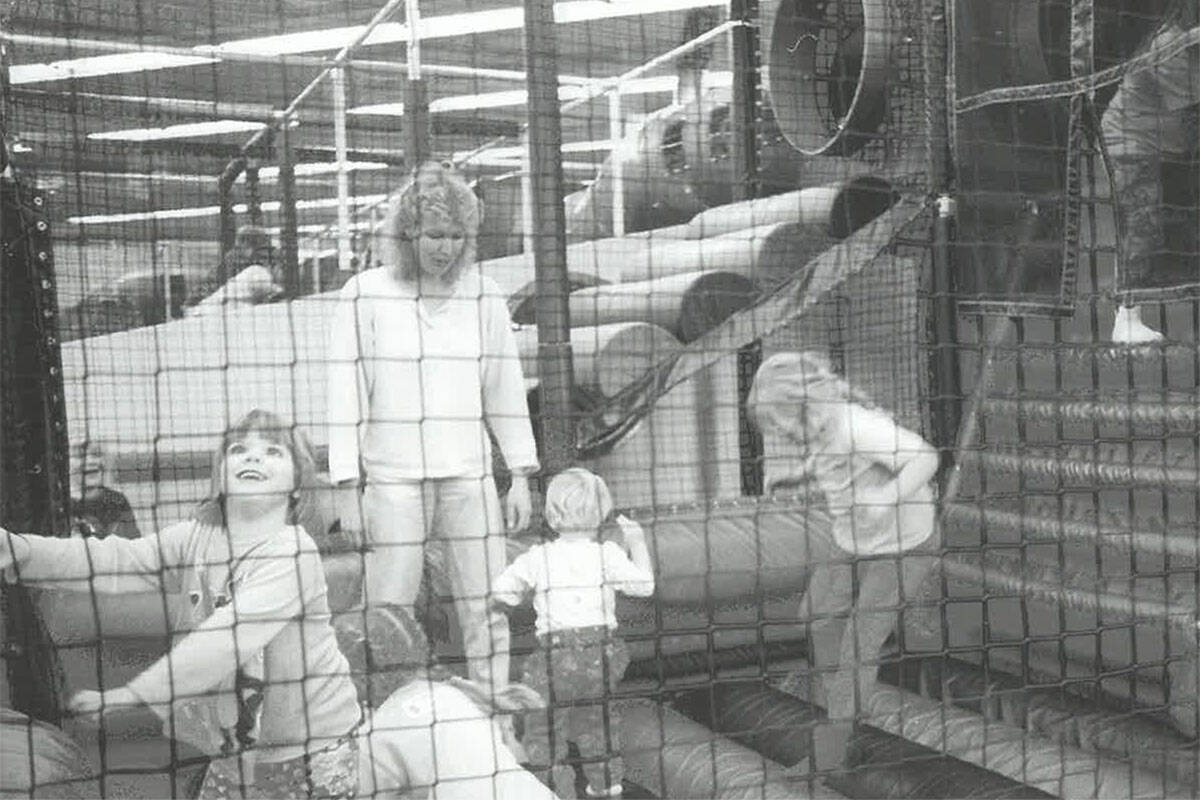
{"left": 67, "top": 193, "right": 390, "bottom": 225}
{"left": 8, "top": 52, "right": 216, "bottom": 85}
{"left": 351, "top": 76, "right": 678, "bottom": 117}
{"left": 453, "top": 140, "right": 613, "bottom": 164}
{"left": 9, "top": 1, "right": 726, "bottom": 86}
{"left": 88, "top": 120, "right": 270, "bottom": 142}
{"left": 462, "top": 156, "right": 598, "bottom": 171}
{"left": 561, "top": 140, "right": 616, "bottom": 153}
{"left": 239, "top": 162, "right": 391, "bottom": 182}
{"left": 213, "top": 1, "right": 726, "bottom": 56}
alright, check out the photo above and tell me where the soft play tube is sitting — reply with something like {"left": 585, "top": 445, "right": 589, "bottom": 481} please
{"left": 878, "top": 656, "right": 1198, "bottom": 787}
{"left": 672, "top": 681, "right": 1051, "bottom": 799}
{"left": 618, "top": 699, "right": 834, "bottom": 799}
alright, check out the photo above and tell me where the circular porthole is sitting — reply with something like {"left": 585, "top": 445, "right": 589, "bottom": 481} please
{"left": 764, "top": 0, "right": 892, "bottom": 156}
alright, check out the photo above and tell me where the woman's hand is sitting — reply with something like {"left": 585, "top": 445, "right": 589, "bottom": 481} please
{"left": 504, "top": 475, "right": 532, "bottom": 533}
{"left": 333, "top": 479, "right": 365, "bottom": 537}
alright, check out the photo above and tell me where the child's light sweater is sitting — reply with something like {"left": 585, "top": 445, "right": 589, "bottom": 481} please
{"left": 807, "top": 403, "right": 936, "bottom": 556}
{"left": 492, "top": 539, "right": 655, "bottom": 636}
{"left": 10, "top": 520, "right": 361, "bottom": 761}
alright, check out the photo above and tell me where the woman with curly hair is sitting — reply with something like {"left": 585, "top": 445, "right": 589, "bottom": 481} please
{"left": 326, "top": 161, "right": 539, "bottom": 700}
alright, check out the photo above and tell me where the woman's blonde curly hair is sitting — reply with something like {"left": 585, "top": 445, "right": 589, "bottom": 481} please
{"left": 375, "top": 160, "right": 483, "bottom": 283}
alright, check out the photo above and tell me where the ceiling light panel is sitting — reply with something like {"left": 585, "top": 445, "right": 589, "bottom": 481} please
{"left": 8, "top": 53, "right": 217, "bottom": 85}
{"left": 210, "top": 1, "right": 725, "bottom": 56}
{"left": 87, "top": 120, "right": 271, "bottom": 142}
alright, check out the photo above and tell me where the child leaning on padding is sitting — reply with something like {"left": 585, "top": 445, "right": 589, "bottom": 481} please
{"left": 747, "top": 351, "right": 940, "bottom": 772}
{"left": 492, "top": 468, "right": 655, "bottom": 800}
{"left": 1, "top": 409, "right": 363, "bottom": 799}
{"left": 335, "top": 606, "right": 559, "bottom": 800}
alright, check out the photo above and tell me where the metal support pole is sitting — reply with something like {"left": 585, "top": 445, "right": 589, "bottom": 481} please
{"left": 403, "top": 0, "right": 430, "bottom": 167}
{"left": 332, "top": 67, "right": 353, "bottom": 274}
{"left": 923, "top": 0, "right": 960, "bottom": 478}
{"left": 524, "top": 0, "right": 574, "bottom": 474}
{"left": 278, "top": 118, "right": 301, "bottom": 299}
{"left": 609, "top": 90, "right": 625, "bottom": 237}
{"left": 520, "top": 137, "right": 535, "bottom": 255}
{"left": 729, "top": 0, "right": 763, "bottom": 493}
{"left": 728, "top": 0, "right": 760, "bottom": 202}
{"left": 245, "top": 163, "right": 262, "bottom": 227}
{"left": 217, "top": 155, "right": 247, "bottom": 265}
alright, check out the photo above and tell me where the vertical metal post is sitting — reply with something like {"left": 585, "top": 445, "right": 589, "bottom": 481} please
{"left": 404, "top": 0, "right": 430, "bottom": 167}
{"left": 278, "top": 117, "right": 301, "bottom": 299}
{"left": 524, "top": 0, "right": 574, "bottom": 474}
{"left": 332, "top": 67, "right": 353, "bottom": 274}
{"left": 609, "top": 90, "right": 625, "bottom": 237}
{"left": 728, "top": 0, "right": 760, "bottom": 202}
{"left": 521, "top": 136, "right": 535, "bottom": 255}
{"left": 217, "top": 156, "right": 247, "bottom": 265}
{"left": 730, "top": 0, "right": 763, "bottom": 493}
{"left": 245, "top": 163, "right": 263, "bottom": 227}
{"left": 923, "top": 0, "right": 960, "bottom": 476}
{"left": 1, "top": 176, "right": 70, "bottom": 722}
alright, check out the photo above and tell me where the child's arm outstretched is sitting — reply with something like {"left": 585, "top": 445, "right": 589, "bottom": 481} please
{"left": 74, "top": 539, "right": 324, "bottom": 721}
{"left": 604, "top": 515, "right": 655, "bottom": 597}
{"left": 0, "top": 522, "right": 186, "bottom": 594}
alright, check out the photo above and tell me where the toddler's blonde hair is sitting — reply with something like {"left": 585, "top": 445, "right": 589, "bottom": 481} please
{"left": 544, "top": 467, "right": 614, "bottom": 535}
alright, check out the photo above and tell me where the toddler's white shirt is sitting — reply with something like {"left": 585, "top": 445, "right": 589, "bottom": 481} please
{"left": 492, "top": 539, "right": 655, "bottom": 636}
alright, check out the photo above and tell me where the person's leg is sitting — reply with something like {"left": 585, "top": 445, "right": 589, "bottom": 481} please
{"left": 196, "top": 753, "right": 254, "bottom": 800}
{"left": 834, "top": 552, "right": 939, "bottom": 713}
{"left": 1101, "top": 63, "right": 1169, "bottom": 342}
{"left": 522, "top": 644, "right": 578, "bottom": 798}
{"left": 800, "top": 557, "right": 854, "bottom": 712}
{"left": 435, "top": 476, "right": 511, "bottom": 694}
{"left": 798, "top": 549, "right": 856, "bottom": 774}
{"left": 361, "top": 480, "right": 430, "bottom": 611}
{"left": 573, "top": 639, "right": 629, "bottom": 797}
{"left": 248, "top": 737, "right": 357, "bottom": 800}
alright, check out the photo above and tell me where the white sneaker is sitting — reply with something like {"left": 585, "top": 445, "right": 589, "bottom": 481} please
{"left": 584, "top": 782, "right": 623, "bottom": 798}
{"left": 1111, "top": 305, "right": 1165, "bottom": 344}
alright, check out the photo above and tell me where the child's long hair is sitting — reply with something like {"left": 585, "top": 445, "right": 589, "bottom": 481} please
{"left": 746, "top": 350, "right": 876, "bottom": 446}
{"left": 374, "top": 161, "right": 482, "bottom": 284}
{"left": 194, "top": 409, "right": 320, "bottom": 530}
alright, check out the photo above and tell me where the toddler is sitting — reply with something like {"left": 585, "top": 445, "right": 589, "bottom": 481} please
{"left": 492, "top": 468, "right": 655, "bottom": 799}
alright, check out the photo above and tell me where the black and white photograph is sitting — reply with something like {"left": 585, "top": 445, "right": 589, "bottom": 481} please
{"left": 0, "top": 1, "right": 1196, "bottom": 798}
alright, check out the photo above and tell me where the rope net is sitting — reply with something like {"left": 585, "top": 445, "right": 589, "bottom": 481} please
{"left": 1, "top": 0, "right": 1196, "bottom": 798}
